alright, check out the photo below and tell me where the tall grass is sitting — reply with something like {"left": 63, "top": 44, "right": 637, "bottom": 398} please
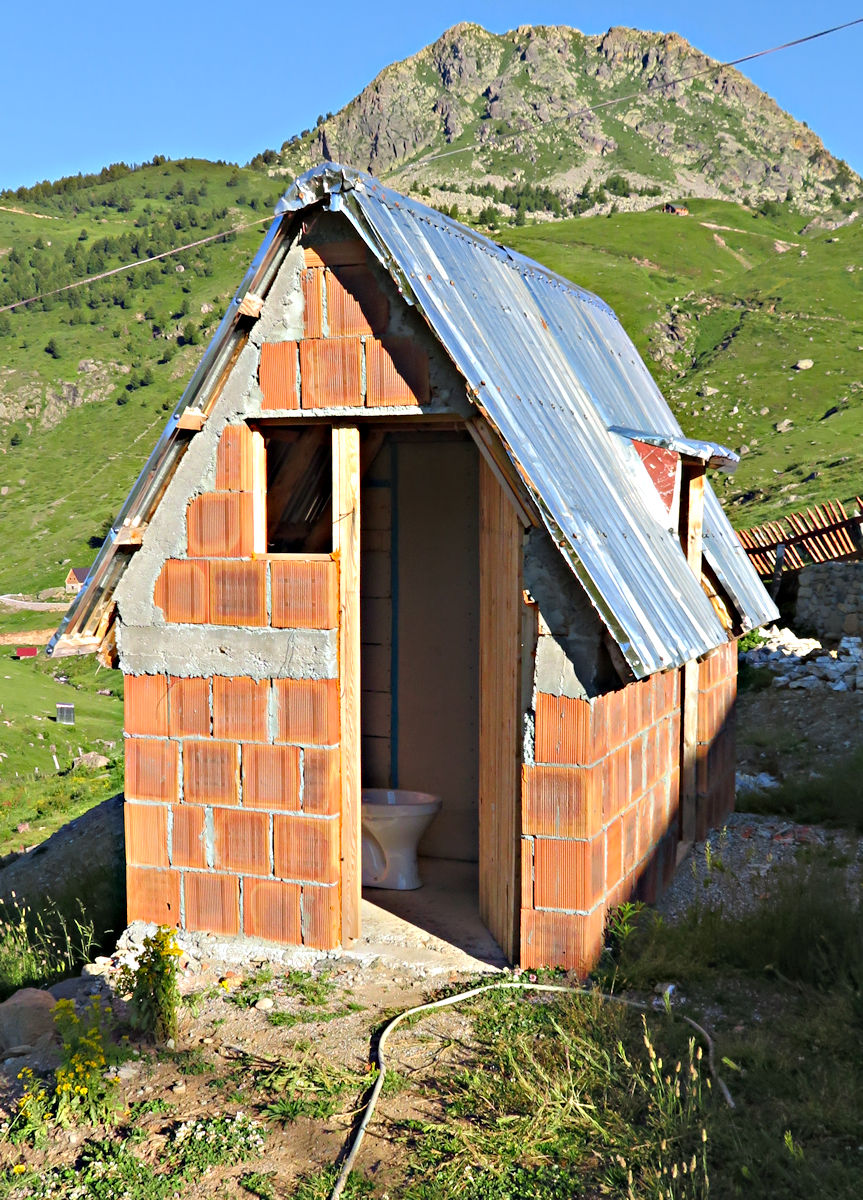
{"left": 743, "top": 744, "right": 863, "bottom": 833}
{"left": 0, "top": 894, "right": 97, "bottom": 999}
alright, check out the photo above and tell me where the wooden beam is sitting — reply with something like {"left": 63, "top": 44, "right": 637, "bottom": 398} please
{"left": 678, "top": 460, "right": 706, "bottom": 851}
{"left": 237, "top": 292, "right": 264, "bottom": 319}
{"left": 303, "top": 429, "right": 387, "bottom": 553}
{"left": 478, "top": 456, "right": 522, "bottom": 962}
{"left": 176, "top": 407, "right": 206, "bottom": 432}
{"left": 333, "top": 426, "right": 361, "bottom": 945}
{"left": 467, "top": 416, "right": 538, "bottom": 528}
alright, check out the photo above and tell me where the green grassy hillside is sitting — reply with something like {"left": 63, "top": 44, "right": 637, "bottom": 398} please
{"left": 507, "top": 199, "right": 863, "bottom": 520}
{"left": 0, "top": 158, "right": 860, "bottom": 595}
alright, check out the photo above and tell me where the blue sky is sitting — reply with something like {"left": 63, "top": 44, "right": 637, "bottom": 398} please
{"left": 3, "top": 2, "right": 862, "bottom": 191}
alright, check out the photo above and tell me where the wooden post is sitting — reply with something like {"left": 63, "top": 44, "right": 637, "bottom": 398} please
{"left": 678, "top": 461, "right": 706, "bottom": 852}
{"left": 478, "top": 458, "right": 522, "bottom": 961}
{"left": 333, "top": 426, "right": 361, "bottom": 943}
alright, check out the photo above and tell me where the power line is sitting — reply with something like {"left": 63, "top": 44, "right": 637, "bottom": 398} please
{"left": 0, "top": 216, "right": 273, "bottom": 315}
{"left": 418, "top": 16, "right": 863, "bottom": 166}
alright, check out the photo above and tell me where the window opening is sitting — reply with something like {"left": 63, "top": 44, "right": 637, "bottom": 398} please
{"left": 264, "top": 426, "right": 332, "bottom": 553}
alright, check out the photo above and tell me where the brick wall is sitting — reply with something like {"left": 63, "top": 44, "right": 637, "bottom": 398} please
{"left": 258, "top": 241, "right": 430, "bottom": 412}
{"left": 694, "top": 638, "right": 737, "bottom": 841}
{"left": 126, "top": 424, "right": 341, "bottom": 948}
{"left": 520, "top": 670, "right": 680, "bottom": 973}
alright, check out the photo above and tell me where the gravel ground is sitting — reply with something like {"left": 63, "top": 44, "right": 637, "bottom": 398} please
{"left": 656, "top": 810, "right": 863, "bottom": 923}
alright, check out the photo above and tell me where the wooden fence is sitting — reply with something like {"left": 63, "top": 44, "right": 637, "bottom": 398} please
{"left": 737, "top": 498, "right": 863, "bottom": 581}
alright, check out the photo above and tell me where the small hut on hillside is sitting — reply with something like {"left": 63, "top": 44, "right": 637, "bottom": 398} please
{"left": 50, "top": 164, "right": 776, "bottom": 971}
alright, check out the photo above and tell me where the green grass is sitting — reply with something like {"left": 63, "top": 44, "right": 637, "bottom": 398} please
{"left": 0, "top": 650, "right": 123, "bottom": 854}
{"left": 741, "top": 743, "right": 863, "bottom": 832}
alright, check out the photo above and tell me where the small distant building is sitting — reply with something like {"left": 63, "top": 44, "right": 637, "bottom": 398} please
{"left": 65, "top": 567, "right": 89, "bottom": 595}
{"left": 664, "top": 203, "right": 689, "bottom": 216}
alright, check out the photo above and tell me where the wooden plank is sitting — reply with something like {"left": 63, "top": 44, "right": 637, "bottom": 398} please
{"left": 176, "top": 407, "right": 206, "bottom": 432}
{"left": 468, "top": 416, "right": 538, "bottom": 528}
{"left": 333, "top": 426, "right": 361, "bottom": 944}
{"left": 679, "top": 461, "right": 705, "bottom": 852}
{"left": 478, "top": 456, "right": 522, "bottom": 962}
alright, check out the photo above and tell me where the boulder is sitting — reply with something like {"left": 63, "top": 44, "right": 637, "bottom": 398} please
{"left": 0, "top": 988, "right": 57, "bottom": 1055}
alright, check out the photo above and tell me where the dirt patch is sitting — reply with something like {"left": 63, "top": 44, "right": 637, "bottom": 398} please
{"left": 0, "top": 630, "right": 54, "bottom": 646}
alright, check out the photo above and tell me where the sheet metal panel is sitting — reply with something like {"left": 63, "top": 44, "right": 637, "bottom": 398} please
{"left": 277, "top": 167, "right": 776, "bottom": 670}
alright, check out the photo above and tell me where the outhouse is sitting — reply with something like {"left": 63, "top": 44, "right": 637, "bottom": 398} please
{"left": 50, "top": 164, "right": 776, "bottom": 971}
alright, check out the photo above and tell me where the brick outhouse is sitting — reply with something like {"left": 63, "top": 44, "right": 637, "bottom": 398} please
{"left": 50, "top": 164, "right": 776, "bottom": 971}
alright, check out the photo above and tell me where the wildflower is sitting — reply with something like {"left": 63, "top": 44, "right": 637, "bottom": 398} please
{"left": 12, "top": 1164, "right": 27, "bottom": 1175}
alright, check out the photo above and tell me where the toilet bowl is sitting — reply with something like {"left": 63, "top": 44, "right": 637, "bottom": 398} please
{"left": 361, "top": 789, "right": 441, "bottom": 890}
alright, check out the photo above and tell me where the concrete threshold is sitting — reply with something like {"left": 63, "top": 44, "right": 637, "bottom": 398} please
{"left": 355, "top": 857, "right": 508, "bottom": 975}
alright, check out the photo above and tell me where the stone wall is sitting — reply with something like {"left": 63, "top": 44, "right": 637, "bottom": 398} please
{"left": 794, "top": 561, "right": 863, "bottom": 640}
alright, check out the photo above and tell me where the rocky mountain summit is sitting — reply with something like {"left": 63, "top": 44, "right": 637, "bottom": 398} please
{"left": 276, "top": 23, "right": 859, "bottom": 213}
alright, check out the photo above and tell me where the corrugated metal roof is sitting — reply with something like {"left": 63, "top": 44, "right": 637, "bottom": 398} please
{"left": 52, "top": 162, "right": 776, "bottom": 672}
{"left": 276, "top": 164, "right": 774, "bottom": 676}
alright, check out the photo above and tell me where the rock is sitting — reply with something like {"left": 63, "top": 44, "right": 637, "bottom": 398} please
{"left": 0, "top": 988, "right": 57, "bottom": 1053}
{"left": 792, "top": 359, "right": 813, "bottom": 370}
{"left": 254, "top": 997, "right": 274, "bottom": 1011}
{"left": 48, "top": 976, "right": 92, "bottom": 1001}
{"left": 774, "top": 418, "right": 793, "bottom": 433}
{"left": 172, "top": 1081, "right": 186, "bottom": 1094}
{"left": 72, "top": 752, "right": 110, "bottom": 770}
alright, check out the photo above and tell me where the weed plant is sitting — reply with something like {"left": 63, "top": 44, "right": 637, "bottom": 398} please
{"left": 53, "top": 997, "right": 121, "bottom": 1127}
{"left": 118, "top": 924, "right": 182, "bottom": 1043}
{"left": 0, "top": 894, "right": 96, "bottom": 1000}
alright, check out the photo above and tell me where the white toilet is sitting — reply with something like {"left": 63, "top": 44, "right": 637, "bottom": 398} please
{"left": 361, "top": 789, "right": 441, "bottom": 890}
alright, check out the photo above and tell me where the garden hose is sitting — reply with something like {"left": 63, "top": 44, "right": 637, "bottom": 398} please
{"left": 329, "top": 980, "right": 734, "bottom": 1200}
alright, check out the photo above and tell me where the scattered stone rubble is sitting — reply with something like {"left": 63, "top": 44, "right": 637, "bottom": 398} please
{"left": 741, "top": 625, "right": 863, "bottom": 693}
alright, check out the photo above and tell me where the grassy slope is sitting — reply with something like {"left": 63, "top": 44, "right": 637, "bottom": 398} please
{"left": 508, "top": 198, "right": 863, "bottom": 523}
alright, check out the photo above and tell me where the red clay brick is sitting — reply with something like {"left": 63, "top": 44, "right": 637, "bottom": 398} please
{"left": 533, "top": 837, "right": 604, "bottom": 912}
{"left": 534, "top": 693, "right": 594, "bottom": 765}
{"left": 260, "top": 341, "right": 299, "bottom": 411}
{"left": 301, "top": 883, "right": 340, "bottom": 949}
{"left": 127, "top": 866, "right": 180, "bottom": 926}
{"left": 124, "top": 674, "right": 169, "bottom": 737}
{"left": 154, "top": 559, "right": 209, "bottom": 624}
{"left": 167, "top": 676, "right": 210, "bottom": 738}
{"left": 184, "top": 872, "right": 240, "bottom": 936}
{"left": 519, "top": 906, "right": 605, "bottom": 974}
{"left": 275, "top": 678, "right": 339, "bottom": 745}
{"left": 271, "top": 559, "right": 338, "bottom": 629}
{"left": 622, "top": 807, "right": 638, "bottom": 876}
{"left": 243, "top": 743, "right": 301, "bottom": 810}
{"left": 183, "top": 741, "right": 238, "bottom": 806}
{"left": 366, "top": 337, "right": 430, "bottom": 407}
{"left": 187, "top": 492, "right": 255, "bottom": 558}
{"left": 304, "top": 241, "right": 367, "bottom": 269}
{"left": 170, "top": 804, "right": 207, "bottom": 870}
{"left": 215, "top": 424, "right": 258, "bottom": 492}
{"left": 605, "top": 818, "right": 623, "bottom": 889}
{"left": 299, "top": 338, "right": 362, "bottom": 408}
{"left": 125, "top": 738, "right": 178, "bottom": 803}
{"left": 522, "top": 764, "right": 603, "bottom": 839}
{"left": 124, "top": 802, "right": 169, "bottom": 868}
{"left": 213, "top": 807, "right": 271, "bottom": 875}
{"left": 325, "top": 265, "right": 389, "bottom": 337}
{"left": 521, "top": 837, "right": 534, "bottom": 910}
{"left": 213, "top": 677, "right": 270, "bottom": 742}
{"left": 210, "top": 560, "right": 267, "bottom": 627}
{"left": 273, "top": 814, "right": 339, "bottom": 884}
{"left": 625, "top": 681, "right": 642, "bottom": 742}
{"left": 602, "top": 746, "right": 631, "bottom": 824}
{"left": 302, "top": 269, "right": 324, "bottom": 339}
{"left": 629, "top": 735, "right": 645, "bottom": 799}
{"left": 302, "top": 747, "right": 340, "bottom": 814}
{"left": 244, "top": 877, "right": 302, "bottom": 943}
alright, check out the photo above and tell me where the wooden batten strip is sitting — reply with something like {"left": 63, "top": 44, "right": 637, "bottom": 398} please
{"left": 333, "top": 426, "right": 361, "bottom": 944}
{"left": 478, "top": 457, "right": 522, "bottom": 961}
